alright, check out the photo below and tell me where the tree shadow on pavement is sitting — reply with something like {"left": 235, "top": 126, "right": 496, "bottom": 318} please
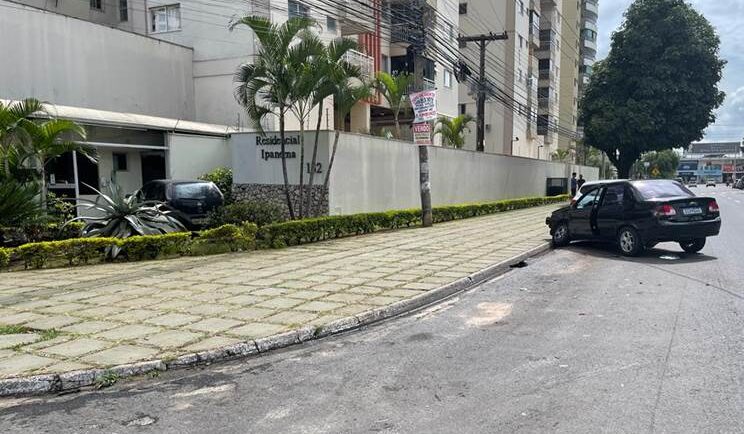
{"left": 564, "top": 241, "right": 718, "bottom": 265}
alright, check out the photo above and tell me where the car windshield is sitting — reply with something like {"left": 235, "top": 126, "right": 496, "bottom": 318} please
{"left": 173, "top": 183, "right": 220, "bottom": 200}
{"left": 633, "top": 181, "right": 694, "bottom": 199}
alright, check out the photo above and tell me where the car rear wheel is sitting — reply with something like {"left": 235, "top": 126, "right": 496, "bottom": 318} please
{"left": 617, "top": 227, "right": 643, "bottom": 257}
{"left": 680, "top": 238, "right": 706, "bottom": 253}
{"left": 552, "top": 222, "right": 570, "bottom": 247}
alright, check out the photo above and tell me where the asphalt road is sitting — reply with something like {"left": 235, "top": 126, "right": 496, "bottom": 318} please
{"left": 2, "top": 185, "right": 743, "bottom": 433}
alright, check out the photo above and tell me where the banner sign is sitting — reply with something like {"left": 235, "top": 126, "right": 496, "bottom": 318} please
{"left": 677, "top": 161, "right": 698, "bottom": 171}
{"left": 723, "top": 164, "right": 735, "bottom": 172}
{"left": 690, "top": 142, "right": 740, "bottom": 154}
{"left": 700, "top": 167, "right": 722, "bottom": 177}
{"left": 410, "top": 90, "right": 437, "bottom": 123}
{"left": 413, "top": 122, "right": 432, "bottom": 145}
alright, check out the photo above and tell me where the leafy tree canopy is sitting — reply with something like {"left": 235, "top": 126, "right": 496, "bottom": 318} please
{"left": 580, "top": 0, "right": 725, "bottom": 178}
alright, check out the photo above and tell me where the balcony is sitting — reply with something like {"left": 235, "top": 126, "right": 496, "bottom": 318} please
{"left": 407, "top": 77, "right": 436, "bottom": 93}
{"left": 583, "top": 38, "right": 597, "bottom": 53}
{"left": 329, "top": 0, "right": 377, "bottom": 35}
{"left": 584, "top": 0, "right": 598, "bottom": 18}
{"left": 343, "top": 49, "right": 374, "bottom": 81}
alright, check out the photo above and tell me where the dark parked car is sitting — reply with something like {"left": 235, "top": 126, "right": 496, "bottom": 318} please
{"left": 546, "top": 180, "right": 721, "bottom": 256}
{"left": 136, "top": 180, "right": 224, "bottom": 228}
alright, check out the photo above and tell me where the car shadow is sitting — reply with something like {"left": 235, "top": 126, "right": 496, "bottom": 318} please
{"left": 564, "top": 240, "right": 718, "bottom": 265}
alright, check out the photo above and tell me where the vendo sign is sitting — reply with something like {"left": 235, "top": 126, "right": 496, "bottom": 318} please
{"left": 413, "top": 122, "right": 432, "bottom": 145}
{"left": 410, "top": 90, "right": 437, "bottom": 123}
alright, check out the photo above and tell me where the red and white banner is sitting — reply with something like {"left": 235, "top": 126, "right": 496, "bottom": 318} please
{"left": 412, "top": 122, "right": 432, "bottom": 145}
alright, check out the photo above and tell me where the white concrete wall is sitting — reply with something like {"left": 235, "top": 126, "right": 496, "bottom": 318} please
{"left": 97, "top": 148, "right": 143, "bottom": 195}
{"left": 0, "top": 1, "right": 195, "bottom": 120}
{"left": 168, "top": 133, "right": 231, "bottom": 180}
{"left": 231, "top": 131, "right": 332, "bottom": 185}
{"left": 328, "top": 134, "right": 420, "bottom": 215}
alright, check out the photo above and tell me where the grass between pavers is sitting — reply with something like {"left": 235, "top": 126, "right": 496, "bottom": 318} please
{"left": 0, "top": 325, "right": 31, "bottom": 335}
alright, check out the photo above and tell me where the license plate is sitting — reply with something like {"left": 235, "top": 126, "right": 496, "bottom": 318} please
{"left": 191, "top": 217, "right": 208, "bottom": 225}
{"left": 682, "top": 207, "right": 703, "bottom": 215}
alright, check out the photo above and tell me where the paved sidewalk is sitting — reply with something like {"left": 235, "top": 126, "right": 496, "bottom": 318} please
{"left": 0, "top": 205, "right": 556, "bottom": 381}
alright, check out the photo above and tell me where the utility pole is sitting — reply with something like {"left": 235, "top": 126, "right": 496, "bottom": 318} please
{"left": 458, "top": 32, "right": 508, "bottom": 152}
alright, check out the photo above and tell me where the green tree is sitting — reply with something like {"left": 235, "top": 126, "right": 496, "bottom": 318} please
{"left": 552, "top": 148, "right": 573, "bottom": 163}
{"left": 632, "top": 149, "right": 681, "bottom": 179}
{"left": 21, "top": 119, "right": 93, "bottom": 208}
{"left": 580, "top": 0, "right": 725, "bottom": 178}
{"left": 374, "top": 72, "right": 413, "bottom": 139}
{"left": 305, "top": 38, "right": 361, "bottom": 217}
{"left": 232, "top": 16, "right": 316, "bottom": 220}
{"left": 433, "top": 114, "right": 474, "bottom": 148}
{"left": 0, "top": 99, "right": 45, "bottom": 178}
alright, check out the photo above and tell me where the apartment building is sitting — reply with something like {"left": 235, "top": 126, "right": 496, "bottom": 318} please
{"left": 456, "top": 0, "right": 545, "bottom": 158}
{"left": 579, "top": 0, "right": 598, "bottom": 118}
{"left": 557, "top": 0, "right": 580, "bottom": 152}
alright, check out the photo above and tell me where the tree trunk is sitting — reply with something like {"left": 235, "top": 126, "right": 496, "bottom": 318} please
{"left": 394, "top": 109, "right": 401, "bottom": 140}
{"left": 298, "top": 120, "right": 306, "bottom": 219}
{"left": 307, "top": 101, "right": 324, "bottom": 218}
{"left": 39, "top": 164, "right": 47, "bottom": 210}
{"left": 279, "top": 113, "right": 295, "bottom": 220}
{"left": 319, "top": 130, "right": 341, "bottom": 217}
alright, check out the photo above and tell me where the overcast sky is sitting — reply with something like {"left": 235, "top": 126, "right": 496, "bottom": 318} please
{"left": 597, "top": 0, "right": 744, "bottom": 142}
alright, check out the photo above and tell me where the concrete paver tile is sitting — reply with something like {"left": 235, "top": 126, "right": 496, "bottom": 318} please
{"left": 222, "top": 294, "right": 265, "bottom": 306}
{"left": 75, "top": 306, "right": 128, "bottom": 319}
{"left": 0, "top": 354, "right": 58, "bottom": 378}
{"left": 108, "top": 309, "right": 161, "bottom": 323}
{"left": 333, "top": 304, "right": 375, "bottom": 316}
{"left": 61, "top": 321, "right": 119, "bottom": 335}
{"left": 251, "top": 287, "right": 290, "bottom": 297}
{"left": 284, "top": 290, "right": 327, "bottom": 300}
{"left": 223, "top": 307, "right": 275, "bottom": 321}
{"left": 264, "top": 311, "right": 317, "bottom": 325}
{"left": 0, "top": 312, "right": 45, "bottom": 326}
{"left": 0, "top": 333, "right": 41, "bottom": 349}
{"left": 37, "top": 302, "right": 89, "bottom": 314}
{"left": 226, "top": 323, "right": 288, "bottom": 339}
{"left": 145, "top": 313, "right": 202, "bottom": 328}
{"left": 138, "top": 330, "right": 203, "bottom": 349}
{"left": 43, "top": 338, "right": 110, "bottom": 358}
{"left": 24, "top": 315, "right": 80, "bottom": 330}
{"left": 346, "top": 286, "right": 386, "bottom": 295}
{"left": 311, "top": 283, "right": 350, "bottom": 292}
{"left": 80, "top": 345, "right": 159, "bottom": 366}
{"left": 183, "top": 336, "right": 243, "bottom": 352}
{"left": 256, "top": 297, "right": 303, "bottom": 310}
{"left": 94, "top": 324, "right": 162, "bottom": 341}
{"left": 295, "top": 300, "right": 344, "bottom": 313}
{"left": 183, "top": 303, "right": 234, "bottom": 316}
{"left": 187, "top": 318, "right": 243, "bottom": 333}
{"left": 323, "top": 293, "right": 368, "bottom": 304}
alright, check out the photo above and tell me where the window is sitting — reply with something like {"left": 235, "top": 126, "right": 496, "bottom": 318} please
{"left": 447, "top": 22, "right": 455, "bottom": 42}
{"left": 576, "top": 188, "right": 600, "bottom": 209}
{"left": 113, "top": 153, "right": 128, "bottom": 171}
{"left": 518, "top": 68, "right": 523, "bottom": 82}
{"left": 289, "top": 0, "right": 309, "bottom": 18}
{"left": 634, "top": 181, "right": 694, "bottom": 200}
{"left": 326, "top": 16, "right": 337, "bottom": 32}
{"left": 119, "top": 0, "right": 128, "bottom": 21}
{"left": 601, "top": 184, "right": 626, "bottom": 207}
{"left": 519, "top": 0, "right": 525, "bottom": 15}
{"left": 459, "top": 2, "right": 467, "bottom": 14}
{"left": 444, "top": 69, "right": 453, "bottom": 88}
{"left": 459, "top": 104, "right": 467, "bottom": 115}
{"left": 90, "top": 0, "right": 102, "bottom": 10}
{"left": 150, "top": 4, "right": 180, "bottom": 33}
{"left": 381, "top": 54, "right": 390, "bottom": 73}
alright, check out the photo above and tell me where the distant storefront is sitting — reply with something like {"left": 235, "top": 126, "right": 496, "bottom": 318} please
{"left": 677, "top": 141, "right": 743, "bottom": 183}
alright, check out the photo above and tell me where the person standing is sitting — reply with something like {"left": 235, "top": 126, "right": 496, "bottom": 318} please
{"left": 577, "top": 174, "right": 586, "bottom": 190}
{"left": 570, "top": 172, "right": 578, "bottom": 197}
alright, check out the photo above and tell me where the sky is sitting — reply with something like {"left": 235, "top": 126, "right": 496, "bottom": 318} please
{"left": 597, "top": 0, "right": 744, "bottom": 143}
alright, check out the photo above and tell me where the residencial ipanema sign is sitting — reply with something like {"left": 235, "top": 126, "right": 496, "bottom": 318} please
{"left": 256, "top": 135, "right": 299, "bottom": 161}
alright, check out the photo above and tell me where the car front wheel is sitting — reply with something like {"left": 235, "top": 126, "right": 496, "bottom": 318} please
{"left": 680, "top": 238, "right": 706, "bottom": 253}
{"left": 618, "top": 227, "right": 644, "bottom": 257}
{"left": 552, "top": 222, "right": 570, "bottom": 247}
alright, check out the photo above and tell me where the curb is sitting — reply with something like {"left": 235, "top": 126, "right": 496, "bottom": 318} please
{"left": 0, "top": 242, "right": 551, "bottom": 397}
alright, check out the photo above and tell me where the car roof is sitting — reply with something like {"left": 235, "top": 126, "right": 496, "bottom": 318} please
{"left": 144, "top": 179, "right": 211, "bottom": 185}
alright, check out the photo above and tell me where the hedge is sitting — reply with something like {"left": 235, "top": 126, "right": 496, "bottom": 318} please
{"left": 2, "top": 223, "right": 257, "bottom": 270}
{"left": 257, "top": 195, "right": 568, "bottom": 248}
{"left": 1, "top": 195, "right": 566, "bottom": 270}
{"left": 0, "top": 221, "right": 85, "bottom": 247}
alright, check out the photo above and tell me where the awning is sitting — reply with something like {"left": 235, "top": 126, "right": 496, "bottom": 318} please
{"left": 1, "top": 99, "right": 250, "bottom": 137}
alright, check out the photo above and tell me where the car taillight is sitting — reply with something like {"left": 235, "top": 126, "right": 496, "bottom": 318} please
{"left": 709, "top": 200, "right": 719, "bottom": 213}
{"left": 655, "top": 204, "right": 677, "bottom": 217}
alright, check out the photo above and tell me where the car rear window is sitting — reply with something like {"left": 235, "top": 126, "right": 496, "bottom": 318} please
{"left": 173, "top": 183, "right": 221, "bottom": 200}
{"left": 633, "top": 181, "right": 694, "bottom": 200}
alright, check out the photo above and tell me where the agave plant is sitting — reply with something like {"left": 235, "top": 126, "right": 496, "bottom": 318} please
{"left": 66, "top": 183, "right": 186, "bottom": 257}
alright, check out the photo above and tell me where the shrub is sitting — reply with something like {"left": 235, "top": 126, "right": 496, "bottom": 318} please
{"left": 199, "top": 167, "right": 233, "bottom": 203}
{"left": 57, "top": 238, "right": 119, "bottom": 266}
{"left": 195, "top": 223, "right": 258, "bottom": 252}
{"left": 17, "top": 242, "right": 55, "bottom": 269}
{"left": 0, "top": 247, "right": 10, "bottom": 269}
{"left": 206, "top": 200, "right": 285, "bottom": 228}
{"left": 257, "top": 195, "right": 568, "bottom": 248}
{"left": 120, "top": 233, "right": 192, "bottom": 261}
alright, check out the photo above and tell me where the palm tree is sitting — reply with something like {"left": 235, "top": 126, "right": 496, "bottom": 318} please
{"left": 0, "top": 99, "right": 45, "bottom": 178}
{"left": 20, "top": 119, "right": 93, "bottom": 208}
{"left": 374, "top": 72, "right": 414, "bottom": 139}
{"left": 232, "top": 16, "right": 316, "bottom": 220}
{"left": 315, "top": 81, "right": 373, "bottom": 215}
{"left": 433, "top": 114, "right": 474, "bottom": 148}
{"left": 286, "top": 32, "right": 325, "bottom": 219}
{"left": 306, "top": 37, "right": 361, "bottom": 216}
{"left": 552, "top": 148, "right": 573, "bottom": 163}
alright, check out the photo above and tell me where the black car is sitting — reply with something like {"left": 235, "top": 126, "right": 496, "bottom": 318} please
{"left": 136, "top": 180, "right": 224, "bottom": 228}
{"left": 546, "top": 180, "right": 721, "bottom": 256}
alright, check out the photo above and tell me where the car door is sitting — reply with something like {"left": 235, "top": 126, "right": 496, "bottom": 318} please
{"left": 595, "top": 184, "right": 626, "bottom": 239}
{"left": 569, "top": 187, "right": 601, "bottom": 239}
